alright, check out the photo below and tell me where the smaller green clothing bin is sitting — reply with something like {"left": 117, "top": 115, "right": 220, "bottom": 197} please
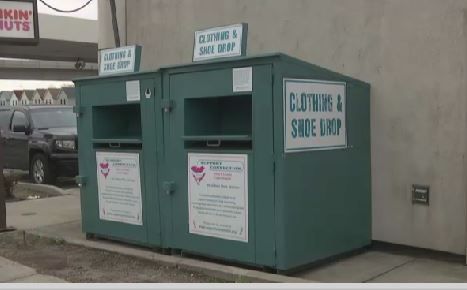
{"left": 74, "top": 72, "right": 163, "bottom": 248}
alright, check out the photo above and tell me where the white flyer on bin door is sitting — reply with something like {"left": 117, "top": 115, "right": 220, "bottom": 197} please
{"left": 284, "top": 78, "right": 346, "bottom": 152}
{"left": 188, "top": 153, "right": 248, "bottom": 242}
{"left": 96, "top": 151, "right": 143, "bottom": 226}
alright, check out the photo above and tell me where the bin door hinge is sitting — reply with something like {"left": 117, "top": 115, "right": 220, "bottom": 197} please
{"left": 162, "top": 99, "right": 175, "bottom": 113}
{"left": 163, "top": 181, "right": 175, "bottom": 195}
{"left": 73, "top": 106, "right": 83, "bottom": 117}
{"left": 272, "top": 156, "right": 276, "bottom": 173}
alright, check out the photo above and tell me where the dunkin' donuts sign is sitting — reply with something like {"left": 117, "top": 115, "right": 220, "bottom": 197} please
{"left": 0, "top": 0, "right": 38, "bottom": 43}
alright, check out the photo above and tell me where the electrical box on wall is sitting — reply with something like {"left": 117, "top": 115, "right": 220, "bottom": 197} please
{"left": 412, "top": 184, "right": 430, "bottom": 205}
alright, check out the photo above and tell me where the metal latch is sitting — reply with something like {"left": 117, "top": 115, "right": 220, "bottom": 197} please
{"left": 162, "top": 181, "right": 175, "bottom": 195}
{"left": 76, "top": 176, "right": 87, "bottom": 188}
{"left": 161, "top": 99, "right": 174, "bottom": 113}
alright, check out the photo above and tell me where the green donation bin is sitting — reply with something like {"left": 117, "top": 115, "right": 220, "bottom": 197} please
{"left": 74, "top": 72, "right": 163, "bottom": 248}
{"left": 158, "top": 53, "right": 371, "bottom": 272}
{"left": 75, "top": 53, "right": 370, "bottom": 272}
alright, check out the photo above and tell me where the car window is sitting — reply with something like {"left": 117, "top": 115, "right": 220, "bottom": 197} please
{"left": 30, "top": 108, "right": 76, "bottom": 129}
{"left": 0, "top": 110, "right": 11, "bottom": 130}
{"left": 10, "top": 111, "right": 27, "bottom": 131}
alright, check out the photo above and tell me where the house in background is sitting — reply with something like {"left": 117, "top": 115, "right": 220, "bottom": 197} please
{"left": 0, "top": 87, "right": 76, "bottom": 107}
{"left": 50, "top": 88, "right": 61, "bottom": 105}
{"left": 32, "top": 89, "right": 45, "bottom": 105}
{"left": 0, "top": 91, "right": 13, "bottom": 106}
{"left": 43, "top": 88, "right": 60, "bottom": 105}
{"left": 42, "top": 89, "right": 53, "bottom": 105}
{"left": 57, "top": 86, "right": 75, "bottom": 106}
{"left": 20, "top": 90, "right": 34, "bottom": 105}
{"left": 10, "top": 91, "right": 21, "bottom": 106}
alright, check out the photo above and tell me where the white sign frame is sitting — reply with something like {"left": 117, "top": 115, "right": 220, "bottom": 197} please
{"left": 96, "top": 151, "right": 143, "bottom": 226}
{"left": 193, "top": 23, "right": 247, "bottom": 62}
{"left": 283, "top": 78, "right": 347, "bottom": 153}
{"left": 99, "top": 45, "right": 141, "bottom": 76}
{"left": 187, "top": 153, "right": 248, "bottom": 242}
{"left": 0, "top": 0, "right": 39, "bottom": 44}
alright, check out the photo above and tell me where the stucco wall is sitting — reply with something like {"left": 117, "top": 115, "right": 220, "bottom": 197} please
{"left": 99, "top": 0, "right": 467, "bottom": 254}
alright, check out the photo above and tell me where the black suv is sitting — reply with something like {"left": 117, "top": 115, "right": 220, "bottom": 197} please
{"left": 0, "top": 106, "right": 78, "bottom": 184}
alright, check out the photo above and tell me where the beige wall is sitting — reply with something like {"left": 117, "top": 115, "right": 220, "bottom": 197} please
{"left": 99, "top": 0, "right": 467, "bottom": 254}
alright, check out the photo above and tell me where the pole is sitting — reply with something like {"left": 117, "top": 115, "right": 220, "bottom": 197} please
{"left": 0, "top": 131, "right": 6, "bottom": 230}
{"left": 109, "top": 0, "right": 121, "bottom": 48}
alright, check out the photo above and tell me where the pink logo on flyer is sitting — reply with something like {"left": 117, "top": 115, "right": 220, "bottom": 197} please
{"left": 99, "top": 162, "right": 110, "bottom": 178}
{"left": 191, "top": 165, "right": 206, "bottom": 185}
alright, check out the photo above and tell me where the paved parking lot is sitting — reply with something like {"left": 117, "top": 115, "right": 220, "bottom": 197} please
{"left": 4, "top": 184, "right": 467, "bottom": 283}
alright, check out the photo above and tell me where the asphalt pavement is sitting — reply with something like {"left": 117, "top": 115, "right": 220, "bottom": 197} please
{"left": 5, "top": 186, "right": 467, "bottom": 283}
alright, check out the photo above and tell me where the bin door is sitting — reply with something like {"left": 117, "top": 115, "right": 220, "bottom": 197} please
{"left": 162, "top": 65, "right": 275, "bottom": 266}
{"left": 77, "top": 77, "right": 161, "bottom": 248}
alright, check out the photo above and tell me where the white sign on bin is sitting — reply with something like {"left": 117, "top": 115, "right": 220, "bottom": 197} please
{"left": 99, "top": 45, "right": 141, "bottom": 76}
{"left": 96, "top": 151, "right": 143, "bottom": 226}
{"left": 193, "top": 23, "right": 247, "bottom": 62}
{"left": 188, "top": 153, "right": 248, "bottom": 242}
{"left": 283, "top": 78, "right": 347, "bottom": 152}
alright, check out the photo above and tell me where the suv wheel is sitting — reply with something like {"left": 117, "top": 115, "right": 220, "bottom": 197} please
{"left": 30, "top": 153, "right": 56, "bottom": 184}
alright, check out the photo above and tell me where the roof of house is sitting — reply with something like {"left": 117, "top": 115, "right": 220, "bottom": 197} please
{"left": 35, "top": 89, "right": 47, "bottom": 99}
{"left": 0, "top": 91, "right": 13, "bottom": 99}
{"left": 23, "top": 90, "right": 35, "bottom": 99}
{"left": 47, "top": 88, "right": 61, "bottom": 100}
{"left": 13, "top": 90, "right": 22, "bottom": 98}
{"left": 60, "top": 86, "right": 75, "bottom": 98}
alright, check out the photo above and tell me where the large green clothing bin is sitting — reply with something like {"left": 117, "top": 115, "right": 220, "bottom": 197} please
{"left": 74, "top": 53, "right": 371, "bottom": 272}
{"left": 158, "top": 53, "right": 371, "bottom": 271}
